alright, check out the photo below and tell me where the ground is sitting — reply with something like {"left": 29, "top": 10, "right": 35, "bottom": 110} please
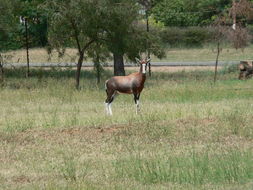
{"left": 0, "top": 67, "right": 252, "bottom": 189}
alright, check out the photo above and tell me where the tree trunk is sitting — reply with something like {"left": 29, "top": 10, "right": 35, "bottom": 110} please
{"left": 0, "top": 65, "right": 3, "bottom": 83}
{"left": 95, "top": 62, "right": 101, "bottom": 84}
{"left": 76, "top": 52, "right": 84, "bottom": 89}
{"left": 214, "top": 42, "right": 220, "bottom": 83}
{"left": 113, "top": 53, "right": 125, "bottom": 76}
{"left": 232, "top": 0, "right": 237, "bottom": 30}
{"left": 94, "top": 53, "right": 101, "bottom": 84}
{"left": 25, "top": 18, "right": 30, "bottom": 78}
{"left": 0, "top": 54, "right": 4, "bottom": 83}
{"left": 146, "top": 10, "right": 151, "bottom": 77}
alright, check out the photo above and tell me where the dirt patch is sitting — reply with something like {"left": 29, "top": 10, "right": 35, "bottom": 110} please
{"left": 12, "top": 175, "right": 31, "bottom": 184}
{"left": 176, "top": 117, "right": 218, "bottom": 126}
{"left": 0, "top": 124, "right": 129, "bottom": 146}
{"left": 60, "top": 124, "right": 127, "bottom": 136}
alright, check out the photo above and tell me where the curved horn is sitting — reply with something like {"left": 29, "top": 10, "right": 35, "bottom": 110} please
{"left": 146, "top": 58, "right": 151, "bottom": 63}
{"left": 135, "top": 58, "right": 141, "bottom": 63}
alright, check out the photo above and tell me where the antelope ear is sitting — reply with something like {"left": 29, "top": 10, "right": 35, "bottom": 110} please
{"left": 135, "top": 58, "right": 141, "bottom": 63}
{"left": 146, "top": 58, "right": 151, "bottom": 63}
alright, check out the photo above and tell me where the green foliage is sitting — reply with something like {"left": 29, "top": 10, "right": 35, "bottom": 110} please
{"left": 0, "top": 0, "right": 48, "bottom": 51}
{"left": 152, "top": 0, "right": 199, "bottom": 27}
{"left": 45, "top": 0, "right": 100, "bottom": 51}
{"left": 160, "top": 27, "right": 216, "bottom": 47}
{"left": 184, "top": 27, "right": 210, "bottom": 46}
{"left": 247, "top": 24, "right": 253, "bottom": 43}
{"left": 152, "top": 0, "right": 231, "bottom": 27}
{"left": 45, "top": 0, "right": 165, "bottom": 72}
{"left": 0, "top": 0, "right": 20, "bottom": 51}
{"left": 100, "top": 0, "right": 139, "bottom": 55}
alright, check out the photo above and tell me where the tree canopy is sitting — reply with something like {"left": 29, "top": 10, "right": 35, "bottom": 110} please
{"left": 152, "top": 0, "right": 232, "bottom": 27}
{"left": 0, "top": 0, "right": 19, "bottom": 51}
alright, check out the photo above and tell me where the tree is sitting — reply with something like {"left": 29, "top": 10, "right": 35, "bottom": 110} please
{"left": 228, "top": 0, "right": 253, "bottom": 49}
{"left": 212, "top": 18, "right": 227, "bottom": 83}
{"left": 101, "top": 0, "right": 165, "bottom": 76}
{"left": 100, "top": 0, "right": 140, "bottom": 76}
{"left": 138, "top": 0, "right": 163, "bottom": 76}
{"left": 0, "top": 0, "right": 18, "bottom": 51}
{"left": 87, "top": 41, "right": 110, "bottom": 84}
{"left": 152, "top": 0, "right": 231, "bottom": 27}
{"left": 44, "top": 0, "right": 103, "bottom": 89}
{"left": 18, "top": 0, "right": 48, "bottom": 47}
{"left": 212, "top": 0, "right": 253, "bottom": 83}
{"left": 0, "top": 0, "right": 18, "bottom": 82}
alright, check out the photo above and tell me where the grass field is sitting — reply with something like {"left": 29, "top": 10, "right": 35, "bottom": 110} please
{"left": 0, "top": 67, "right": 253, "bottom": 189}
{"left": 3, "top": 45, "right": 253, "bottom": 64}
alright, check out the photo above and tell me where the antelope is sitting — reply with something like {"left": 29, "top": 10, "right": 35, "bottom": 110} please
{"left": 104, "top": 58, "right": 150, "bottom": 115}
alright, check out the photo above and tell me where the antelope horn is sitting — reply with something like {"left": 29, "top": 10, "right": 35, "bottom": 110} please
{"left": 135, "top": 58, "right": 141, "bottom": 63}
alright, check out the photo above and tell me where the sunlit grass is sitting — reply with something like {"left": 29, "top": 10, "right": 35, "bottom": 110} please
{"left": 3, "top": 45, "right": 253, "bottom": 64}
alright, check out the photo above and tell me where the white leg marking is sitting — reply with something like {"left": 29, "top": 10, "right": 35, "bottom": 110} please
{"left": 105, "top": 103, "right": 109, "bottom": 115}
{"left": 136, "top": 100, "right": 140, "bottom": 114}
{"left": 108, "top": 103, "right": 112, "bottom": 115}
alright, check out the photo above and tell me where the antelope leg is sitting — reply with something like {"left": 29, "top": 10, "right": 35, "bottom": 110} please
{"left": 134, "top": 93, "right": 140, "bottom": 114}
{"left": 108, "top": 103, "right": 112, "bottom": 115}
{"left": 105, "top": 103, "right": 109, "bottom": 115}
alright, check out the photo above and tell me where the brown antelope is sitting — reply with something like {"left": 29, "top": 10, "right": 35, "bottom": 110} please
{"left": 105, "top": 58, "right": 151, "bottom": 115}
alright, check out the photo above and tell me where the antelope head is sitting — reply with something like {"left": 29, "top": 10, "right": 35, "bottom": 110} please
{"left": 136, "top": 58, "right": 151, "bottom": 74}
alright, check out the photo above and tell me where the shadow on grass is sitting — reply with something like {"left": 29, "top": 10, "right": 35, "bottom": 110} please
{"left": 3, "top": 67, "right": 112, "bottom": 80}
{"left": 2, "top": 66, "right": 238, "bottom": 80}
{"left": 0, "top": 66, "right": 239, "bottom": 91}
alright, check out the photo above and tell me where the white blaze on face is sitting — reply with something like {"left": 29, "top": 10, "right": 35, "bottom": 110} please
{"left": 142, "top": 64, "right": 146, "bottom": 74}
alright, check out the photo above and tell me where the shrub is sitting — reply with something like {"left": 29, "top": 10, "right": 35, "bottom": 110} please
{"left": 183, "top": 27, "right": 209, "bottom": 47}
{"left": 160, "top": 27, "right": 184, "bottom": 47}
{"left": 247, "top": 24, "right": 253, "bottom": 43}
{"left": 160, "top": 26, "right": 216, "bottom": 48}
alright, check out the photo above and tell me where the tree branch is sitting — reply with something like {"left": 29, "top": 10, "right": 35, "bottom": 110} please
{"left": 70, "top": 18, "right": 82, "bottom": 54}
{"left": 81, "top": 39, "right": 95, "bottom": 53}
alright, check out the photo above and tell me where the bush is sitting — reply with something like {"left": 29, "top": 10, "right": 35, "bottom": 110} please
{"left": 247, "top": 24, "right": 253, "bottom": 43}
{"left": 160, "top": 26, "right": 216, "bottom": 48}
{"left": 160, "top": 27, "right": 184, "bottom": 47}
{"left": 183, "top": 27, "right": 209, "bottom": 47}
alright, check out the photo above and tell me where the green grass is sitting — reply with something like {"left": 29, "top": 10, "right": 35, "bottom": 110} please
{"left": 0, "top": 67, "right": 253, "bottom": 189}
{"left": 114, "top": 150, "right": 253, "bottom": 185}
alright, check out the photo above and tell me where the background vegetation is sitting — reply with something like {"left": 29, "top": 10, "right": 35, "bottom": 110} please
{"left": 1, "top": 0, "right": 253, "bottom": 51}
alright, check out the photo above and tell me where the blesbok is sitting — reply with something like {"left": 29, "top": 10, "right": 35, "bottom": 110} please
{"left": 104, "top": 58, "right": 150, "bottom": 115}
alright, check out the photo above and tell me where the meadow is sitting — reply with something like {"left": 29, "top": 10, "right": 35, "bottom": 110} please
{"left": 0, "top": 66, "right": 253, "bottom": 190}
{"left": 4, "top": 45, "right": 253, "bottom": 64}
